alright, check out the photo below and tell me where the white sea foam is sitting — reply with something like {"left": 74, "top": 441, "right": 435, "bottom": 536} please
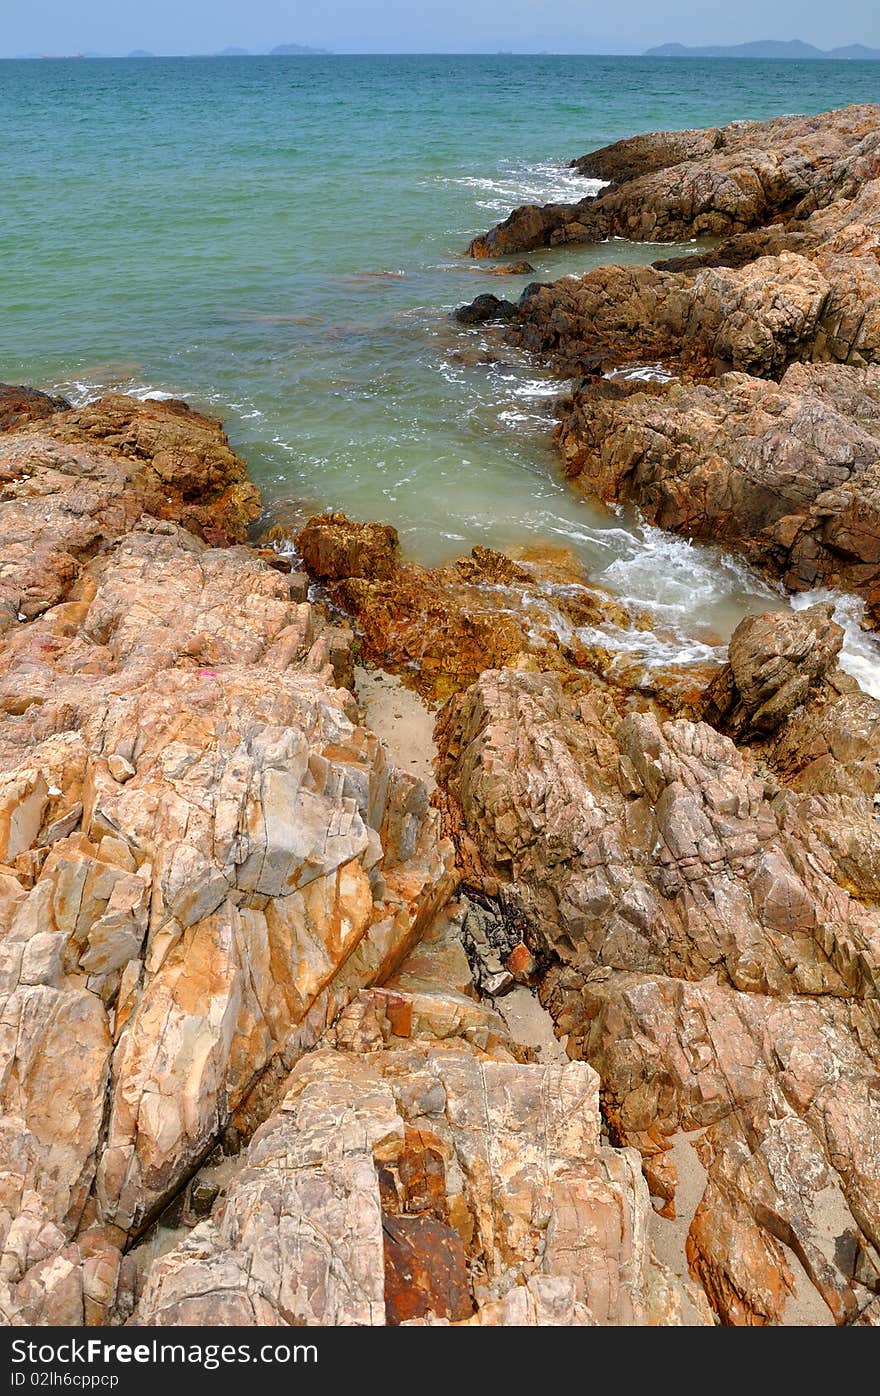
{"left": 56, "top": 378, "right": 180, "bottom": 406}
{"left": 437, "top": 160, "right": 607, "bottom": 215}
{"left": 791, "top": 589, "right": 880, "bottom": 699}
{"left": 604, "top": 363, "right": 676, "bottom": 384}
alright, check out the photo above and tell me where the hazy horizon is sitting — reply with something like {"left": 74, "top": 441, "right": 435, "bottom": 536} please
{"left": 3, "top": 0, "right": 880, "bottom": 60}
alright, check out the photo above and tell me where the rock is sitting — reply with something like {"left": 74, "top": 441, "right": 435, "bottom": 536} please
{"left": 704, "top": 604, "right": 844, "bottom": 736}
{"left": 293, "top": 513, "right": 645, "bottom": 702}
{"left": 510, "top": 252, "right": 838, "bottom": 379}
{"left": 0, "top": 395, "right": 456, "bottom": 1322}
{"left": 295, "top": 512, "right": 399, "bottom": 581}
{"left": 469, "top": 105, "right": 880, "bottom": 257}
{"left": 506, "top": 942, "right": 537, "bottom": 982}
{"left": 554, "top": 363, "right": 880, "bottom": 621}
{"left": 0, "top": 384, "right": 70, "bottom": 432}
{"left": 383, "top": 1214, "right": 473, "bottom": 1325}
{"left": 453, "top": 294, "right": 517, "bottom": 325}
{"left": 133, "top": 1033, "right": 706, "bottom": 1325}
{"left": 437, "top": 664, "right": 880, "bottom": 1322}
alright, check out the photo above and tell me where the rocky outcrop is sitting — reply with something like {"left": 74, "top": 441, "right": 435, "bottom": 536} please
{"left": 468, "top": 105, "right": 880, "bottom": 257}
{"left": 0, "top": 396, "right": 455, "bottom": 1325}
{"left": 294, "top": 512, "right": 646, "bottom": 702}
{"left": 436, "top": 663, "right": 880, "bottom": 1323}
{"left": 133, "top": 913, "right": 711, "bottom": 1327}
{"left": 0, "top": 394, "right": 263, "bottom": 639}
{"left": 703, "top": 604, "right": 845, "bottom": 738}
{"left": 703, "top": 606, "right": 880, "bottom": 904}
{"left": 554, "top": 363, "right": 880, "bottom": 621}
{"left": 0, "top": 383, "right": 70, "bottom": 432}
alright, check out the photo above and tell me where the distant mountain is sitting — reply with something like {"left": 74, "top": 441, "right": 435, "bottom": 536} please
{"left": 829, "top": 43, "right": 880, "bottom": 58}
{"left": 216, "top": 46, "right": 250, "bottom": 56}
{"left": 646, "top": 38, "right": 880, "bottom": 59}
{"left": 127, "top": 49, "right": 154, "bottom": 58}
{"left": 269, "top": 43, "right": 329, "bottom": 56}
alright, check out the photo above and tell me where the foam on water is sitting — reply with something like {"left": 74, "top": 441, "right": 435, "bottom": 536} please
{"left": 438, "top": 159, "right": 607, "bottom": 213}
{"left": 792, "top": 589, "right": 880, "bottom": 698}
{"left": 8, "top": 57, "right": 880, "bottom": 705}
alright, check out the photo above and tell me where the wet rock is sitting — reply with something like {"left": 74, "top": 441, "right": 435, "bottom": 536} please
{"left": 484, "top": 260, "right": 536, "bottom": 276}
{"left": 0, "top": 384, "right": 70, "bottom": 432}
{"left": 453, "top": 294, "right": 517, "bottom": 325}
{"left": 469, "top": 105, "right": 880, "bottom": 257}
{"left": 293, "top": 512, "right": 645, "bottom": 702}
{"left": 554, "top": 362, "right": 880, "bottom": 621}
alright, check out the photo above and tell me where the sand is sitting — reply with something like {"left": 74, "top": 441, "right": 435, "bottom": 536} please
{"left": 355, "top": 664, "right": 437, "bottom": 790}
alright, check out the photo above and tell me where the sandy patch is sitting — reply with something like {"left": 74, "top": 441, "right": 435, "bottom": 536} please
{"left": 356, "top": 664, "right": 437, "bottom": 790}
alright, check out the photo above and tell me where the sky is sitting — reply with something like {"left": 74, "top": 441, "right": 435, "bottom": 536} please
{"left": 4, "top": 0, "right": 880, "bottom": 58}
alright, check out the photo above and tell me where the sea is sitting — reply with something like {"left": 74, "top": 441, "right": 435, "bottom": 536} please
{"left": 3, "top": 54, "right": 880, "bottom": 685}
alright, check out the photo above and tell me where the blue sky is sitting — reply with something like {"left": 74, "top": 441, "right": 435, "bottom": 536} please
{"left": 4, "top": 0, "right": 880, "bottom": 57}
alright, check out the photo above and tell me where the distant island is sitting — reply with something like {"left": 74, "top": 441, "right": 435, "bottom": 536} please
{"left": 645, "top": 39, "right": 880, "bottom": 60}
{"left": 18, "top": 42, "right": 332, "bottom": 60}
{"left": 269, "top": 43, "right": 330, "bottom": 56}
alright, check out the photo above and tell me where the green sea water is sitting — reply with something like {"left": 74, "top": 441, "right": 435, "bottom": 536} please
{"left": 3, "top": 54, "right": 880, "bottom": 680}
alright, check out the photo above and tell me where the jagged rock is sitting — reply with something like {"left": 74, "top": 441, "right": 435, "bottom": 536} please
{"left": 0, "top": 396, "right": 455, "bottom": 1324}
{"left": 554, "top": 362, "right": 880, "bottom": 621}
{"left": 293, "top": 512, "right": 646, "bottom": 702}
{"left": 133, "top": 1034, "right": 708, "bottom": 1326}
{"left": 437, "top": 665, "right": 880, "bottom": 1322}
{"left": 704, "top": 604, "right": 844, "bottom": 736}
{"left": 295, "top": 512, "right": 399, "bottom": 581}
{"left": 469, "top": 105, "right": 880, "bottom": 257}
{"left": 0, "top": 397, "right": 261, "bottom": 604}
{"left": 703, "top": 609, "right": 880, "bottom": 905}
{"left": 0, "top": 384, "right": 70, "bottom": 433}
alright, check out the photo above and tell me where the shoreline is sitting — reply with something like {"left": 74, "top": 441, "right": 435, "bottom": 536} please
{"left": 4, "top": 100, "right": 880, "bottom": 1328}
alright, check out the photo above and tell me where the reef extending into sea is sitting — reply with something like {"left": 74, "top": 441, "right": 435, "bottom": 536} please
{"left": 4, "top": 101, "right": 880, "bottom": 1327}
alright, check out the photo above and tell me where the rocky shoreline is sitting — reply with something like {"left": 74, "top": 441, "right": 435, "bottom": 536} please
{"left": 4, "top": 101, "right": 880, "bottom": 1328}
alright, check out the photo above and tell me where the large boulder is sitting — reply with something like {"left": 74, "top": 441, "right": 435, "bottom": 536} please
{"left": 437, "top": 665, "right": 880, "bottom": 1323}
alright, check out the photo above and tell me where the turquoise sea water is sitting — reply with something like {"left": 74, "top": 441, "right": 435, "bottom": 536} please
{"left": 3, "top": 55, "right": 880, "bottom": 677}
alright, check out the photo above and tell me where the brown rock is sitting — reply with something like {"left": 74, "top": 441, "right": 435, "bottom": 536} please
{"left": 294, "top": 512, "right": 645, "bottom": 702}
{"left": 295, "top": 512, "right": 399, "bottom": 581}
{"left": 554, "top": 363, "right": 880, "bottom": 621}
{"left": 0, "top": 384, "right": 70, "bottom": 432}
{"left": 383, "top": 1214, "right": 474, "bottom": 1325}
{"left": 469, "top": 105, "right": 880, "bottom": 258}
{"left": 437, "top": 664, "right": 880, "bottom": 1323}
{"left": 704, "top": 604, "right": 844, "bottom": 736}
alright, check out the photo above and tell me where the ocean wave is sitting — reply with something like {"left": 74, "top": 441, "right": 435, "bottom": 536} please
{"left": 434, "top": 159, "right": 607, "bottom": 214}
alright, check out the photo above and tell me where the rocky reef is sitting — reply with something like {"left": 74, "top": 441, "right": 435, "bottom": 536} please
{"left": 7, "top": 101, "right": 880, "bottom": 1333}
{"left": 0, "top": 388, "right": 711, "bottom": 1328}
